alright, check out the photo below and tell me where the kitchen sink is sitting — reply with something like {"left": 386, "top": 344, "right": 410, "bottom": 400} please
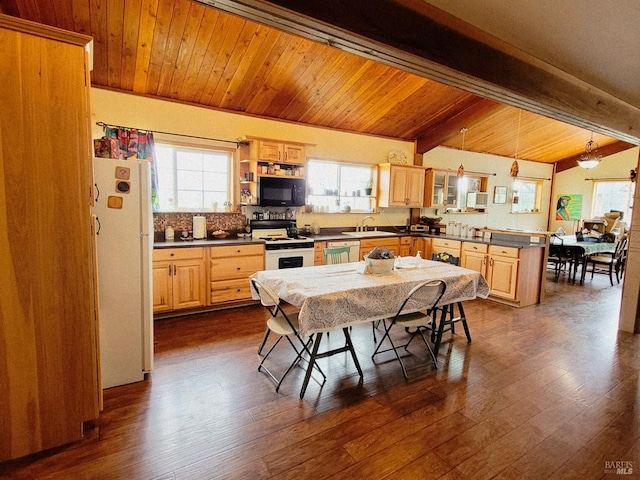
{"left": 341, "top": 230, "right": 396, "bottom": 237}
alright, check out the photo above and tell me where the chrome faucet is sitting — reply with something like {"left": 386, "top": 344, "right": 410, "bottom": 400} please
{"left": 358, "top": 215, "right": 374, "bottom": 232}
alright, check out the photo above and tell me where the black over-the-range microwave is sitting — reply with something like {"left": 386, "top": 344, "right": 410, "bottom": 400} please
{"left": 258, "top": 176, "right": 306, "bottom": 207}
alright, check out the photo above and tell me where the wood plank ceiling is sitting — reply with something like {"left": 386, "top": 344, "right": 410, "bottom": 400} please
{"left": 1, "top": 0, "right": 633, "bottom": 168}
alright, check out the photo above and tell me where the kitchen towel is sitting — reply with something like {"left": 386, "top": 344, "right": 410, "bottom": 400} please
{"left": 193, "top": 216, "right": 206, "bottom": 239}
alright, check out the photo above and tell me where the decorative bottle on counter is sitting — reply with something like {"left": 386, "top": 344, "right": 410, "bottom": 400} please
{"left": 165, "top": 225, "right": 174, "bottom": 240}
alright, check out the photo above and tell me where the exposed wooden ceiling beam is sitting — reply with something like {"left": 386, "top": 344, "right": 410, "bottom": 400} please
{"left": 200, "top": 0, "right": 640, "bottom": 145}
{"left": 555, "top": 141, "right": 636, "bottom": 173}
{"left": 415, "top": 97, "right": 503, "bottom": 154}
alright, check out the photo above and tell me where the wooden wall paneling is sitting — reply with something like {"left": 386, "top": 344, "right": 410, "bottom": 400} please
{"left": 144, "top": 0, "right": 176, "bottom": 95}
{"left": 244, "top": 35, "right": 307, "bottom": 114}
{"left": 173, "top": 5, "right": 218, "bottom": 100}
{"left": 120, "top": 0, "right": 143, "bottom": 91}
{"left": 155, "top": 0, "right": 191, "bottom": 97}
{"left": 210, "top": 21, "right": 267, "bottom": 107}
{"left": 166, "top": 2, "right": 209, "bottom": 100}
{"left": 106, "top": 0, "right": 125, "bottom": 88}
{"left": 197, "top": 13, "right": 246, "bottom": 105}
{"left": 132, "top": 0, "right": 160, "bottom": 93}
{"left": 51, "top": 0, "right": 75, "bottom": 31}
{"left": 225, "top": 26, "right": 282, "bottom": 111}
{"left": 297, "top": 53, "right": 368, "bottom": 124}
{"left": 70, "top": 0, "right": 92, "bottom": 36}
{"left": 88, "top": 0, "right": 108, "bottom": 85}
{"left": 282, "top": 48, "right": 351, "bottom": 120}
{"left": 260, "top": 37, "right": 318, "bottom": 115}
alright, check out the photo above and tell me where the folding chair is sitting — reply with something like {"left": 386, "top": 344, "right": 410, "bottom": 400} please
{"left": 250, "top": 275, "right": 326, "bottom": 392}
{"left": 371, "top": 280, "right": 446, "bottom": 379}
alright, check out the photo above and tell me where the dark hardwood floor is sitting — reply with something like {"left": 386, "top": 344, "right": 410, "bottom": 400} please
{"left": 2, "top": 269, "right": 639, "bottom": 479}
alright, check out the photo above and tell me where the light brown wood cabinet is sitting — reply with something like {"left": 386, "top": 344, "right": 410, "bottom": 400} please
{"left": 424, "top": 169, "right": 458, "bottom": 208}
{"left": 486, "top": 245, "right": 519, "bottom": 300}
{"left": 377, "top": 163, "right": 425, "bottom": 208}
{"left": 399, "top": 236, "right": 412, "bottom": 256}
{"left": 210, "top": 244, "right": 264, "bottom": 304}
{"left": 360, "top": 237, "right": 401, "bottom": 259}
{"left": 153, "top": 248, "right": 207, "bottom": 312}
{"left": 431, "top": 238, "right": 462, "bottom": 258}
{"left": 314, "top": 241, "right": 327, "bottom": 265}
{"left": 461, "top": 242, "right": 488, "bottom": 276}
{"left": 0, "top": 16, "right": 99, "bottom": 461}
{"left": 257, "top": 140, "right": 306, "bottom": 164}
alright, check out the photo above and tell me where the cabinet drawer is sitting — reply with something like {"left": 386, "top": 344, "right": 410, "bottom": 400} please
{"left": 210, "top": 244, "right": 264, "bottom": 258}
{"left": 489, "top": 245, "right": 520, "bottom": 258}
{"left": 211, "top": 279, "right": 253, "bottom": 303}
{"left": 153, "top": 247, "right": 204, "bottom": 261}
{"left": 211, "top": 255, "right": 263, "bottom": 280}
{"left": 463, "top": 242, "right": 488, "bottom": 253}
{"left": 400, "top": 236, "right": 411, "bottom": 245}
{"left": 432, "top": 238, "right": 461, "bottom": 250}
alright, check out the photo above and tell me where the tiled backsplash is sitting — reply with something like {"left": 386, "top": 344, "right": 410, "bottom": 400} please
{"left": 153, "top": 212, "right": 246, "bottom": 234}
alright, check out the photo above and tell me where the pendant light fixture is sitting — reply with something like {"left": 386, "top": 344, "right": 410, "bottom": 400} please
{"left": 577, "top": 132, "right": 602, "bottom": 169}
{"left": 457, "top": 127, "right": 467, "bottom": 177}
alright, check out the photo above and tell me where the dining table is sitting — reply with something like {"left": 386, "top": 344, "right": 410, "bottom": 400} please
{"left": 555, "top": 235, "right": 616, "bottom": 284}
{"left": 253, "top": 258, "right": 490, "bottom": 398}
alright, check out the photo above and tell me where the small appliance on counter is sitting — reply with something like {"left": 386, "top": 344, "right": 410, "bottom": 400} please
{"left": 192, "top": 215, "right": 206, "bottom": 239}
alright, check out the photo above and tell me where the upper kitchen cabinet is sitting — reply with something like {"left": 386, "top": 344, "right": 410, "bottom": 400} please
{"left": 255, "top": 139, "right": 306, "bottom": 164}
{"left": 377, "top": 163, "right": 425, "bottom": 208}
{"left": 0, "top": 15, "right": 99, "bottom": 461}
{"left": 424, "top": 169, "right": 459, "bottom": 208}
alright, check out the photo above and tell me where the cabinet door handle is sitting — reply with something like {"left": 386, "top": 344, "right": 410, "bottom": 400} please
{"left": 489, "top": 258, "right": 494, "bottom": 266}
{"left": 173, "top": 265, "right": 177, "bottom": 275}
{"left": 168, "top": 265, "right": 172, "bottom": 275}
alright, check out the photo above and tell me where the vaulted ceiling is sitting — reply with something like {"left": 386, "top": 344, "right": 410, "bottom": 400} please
{"left": 1, "top": 0, "right": 637, "bottom": 170}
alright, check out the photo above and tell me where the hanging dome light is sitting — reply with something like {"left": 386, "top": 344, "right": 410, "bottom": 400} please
{"left": 577, "top": 133, "right": 602, "bottom": 169}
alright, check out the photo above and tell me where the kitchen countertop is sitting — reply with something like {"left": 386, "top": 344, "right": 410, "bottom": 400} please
{"left": 153, "top": 230, "right": 546, "bottom": 249}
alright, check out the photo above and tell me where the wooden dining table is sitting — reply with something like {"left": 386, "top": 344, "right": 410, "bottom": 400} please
{"left": 555, "top": 235, "right": 616, "bottom": 284}
{"left": 254, "top": 258, "right": 490, "bottom": 398}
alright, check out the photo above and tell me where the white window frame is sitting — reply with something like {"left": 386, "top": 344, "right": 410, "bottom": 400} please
{"left": 511, "top": 179, "right": 543, "bottom": 213}
{"left": 306, "top": 159, "right": 376, "bottom": 213}
{"left": 155, "top": 142, "right": 233, "bottom": 212}
{"left": 591, "top": 179, "right": 634, "bottom": 223}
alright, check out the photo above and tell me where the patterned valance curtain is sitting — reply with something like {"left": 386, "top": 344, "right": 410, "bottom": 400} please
{"left": 94, "top": 127, "right": 160, "bottom": 212}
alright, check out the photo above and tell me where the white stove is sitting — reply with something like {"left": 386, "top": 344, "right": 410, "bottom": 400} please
{"left": 251, "top": 220, "right": 315, "bottom": 269}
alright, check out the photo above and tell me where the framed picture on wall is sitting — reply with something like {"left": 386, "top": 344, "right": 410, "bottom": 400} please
{"left": 494, "top": 186, "right": 507, "bottom": 204}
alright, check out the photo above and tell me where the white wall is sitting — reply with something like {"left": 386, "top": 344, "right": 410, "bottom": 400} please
{"left": 90, "top": 88, "right": 414, "bottom": 228}
{"left": 549, "top": 147, "right": 640, "bottom": 233}
{"left": 422, "top": 147, "right": 555, "bottom": 231}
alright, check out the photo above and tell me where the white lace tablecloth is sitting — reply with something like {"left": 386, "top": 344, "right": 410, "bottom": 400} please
{"left": 254, "top": 260, "right": 490, "bottom": 337}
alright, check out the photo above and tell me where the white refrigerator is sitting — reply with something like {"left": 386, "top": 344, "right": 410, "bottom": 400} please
{"left": 93, "top": 157, "right": 153, "bottom": 388}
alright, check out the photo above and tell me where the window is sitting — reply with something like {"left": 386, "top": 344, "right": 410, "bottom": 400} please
{"left": 591, "top": 180, "right": 634, "bottom": 223}
{"left": 155, "top": 144, "right": 232, "bottom": 212}
{"left": 511, "top": 179, "right": 542, "bottom": 213}
{"left": 307, "top": 160, "right": 375, "bottom": 212}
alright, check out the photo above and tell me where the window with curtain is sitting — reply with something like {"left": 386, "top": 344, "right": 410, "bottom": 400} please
{"left": 154, "top": 144, "right": 232, "bottom": 212}
{"left": 591, "top": 180, "right": 634, "bottom": 223}
{"left": 511, "top": 179, "right": 542, "bottom": 213}
{"left": 307, "top": 160, "right": 375, "bottom": 213}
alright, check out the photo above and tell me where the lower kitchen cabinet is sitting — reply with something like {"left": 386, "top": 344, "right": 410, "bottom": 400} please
{"left": 486, "top": 245, "right": 519, "bottom": 300}
{"left": 461, "top": 242, "right": 488, "bottom": 276}
{"left": 431, "top": 238, "right": 461, "bottom": 259}
{"left": 360, "top": 237, "right": 401, "bottom": 260}
{"left": 399, "top": 236, "right": 412, "bottom": 257}
{"left": 484, "top": 244, "right": 543, "bottom": 307}
{"left": 153, "top": 248, "right": 207, "bottom": 312}
{"left": 210, "top": 244, "right": 264, "bottom": 304}
{"left": 314, "top": 241, "right": 326, "bottom": 265}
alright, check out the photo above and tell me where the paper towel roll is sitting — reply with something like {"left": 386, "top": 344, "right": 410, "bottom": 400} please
{"left": 192, "top": 216, "right": 206, "bottom": 239}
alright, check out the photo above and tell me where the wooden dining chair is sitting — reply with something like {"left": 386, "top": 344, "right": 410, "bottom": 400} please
{"left": 250, "top": 275, "right": 326, "bottom": 392}
{"left": 586, "top": 235, "right": 628, "bottom": 286}
{"left": 371, "top": 279, "right": 446, "bottom": 379}
{"left": 547, "top": 234, "right": 572, "bottom": 281}
{"left": 429, "top": 252, "right": 472, "bottom": 355}
{"left": 323, "top": 246, "right": 351, "bottom": 264}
